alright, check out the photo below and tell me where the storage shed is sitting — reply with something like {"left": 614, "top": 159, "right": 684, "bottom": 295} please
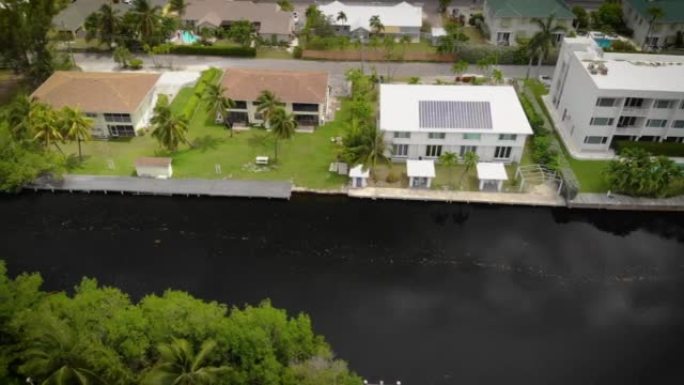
{"left": 135, "top": 157, "right": 173, "bottom": 179}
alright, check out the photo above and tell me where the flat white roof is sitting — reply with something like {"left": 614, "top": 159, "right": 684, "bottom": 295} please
{"left": 319, "top": 1, "right": 422, "bottom": 31}
{"left": 379, "top": 84, "right": 533, "bottom": 134}
{"left": 349, "top": 164, "right": 370, "bottom": 178}
{"left": 476, "top": 162, "right": 508, "bottom": 181}
{"left": 406, "top": 160, "right": 435, "bottom": 178}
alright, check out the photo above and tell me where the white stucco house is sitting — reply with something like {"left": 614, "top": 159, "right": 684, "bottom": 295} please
{"left": 318, "top": 1, "right": 423, "bottom": 42}
{"left": 135, "top": 157, "right": 173, "bottom": 179}
{"left": 379, "top": 84, "right": 533, "bottom": 164}
{"left": 548, "top": 37, "right": 684, "bottom": 157}
{"left": 31, "top": 71, "right": 160, "bottom": 139}
{"left": 220, "top": 68, "right": 330, "bottom": 129}
{"left": 622, "top": 0, "right": 684, "bottom": 50}
{"left": 482, "top": 0, "right": 575, "bottom": 46}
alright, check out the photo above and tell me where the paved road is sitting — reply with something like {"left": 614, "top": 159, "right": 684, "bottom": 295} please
{"left": 73, "top": 53, "right": 555, "bottom": 78}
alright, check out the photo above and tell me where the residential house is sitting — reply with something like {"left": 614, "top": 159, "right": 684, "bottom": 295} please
{"left": 482, "top": 0, "right": 575, "bottom": 46}
{"left": 379, "top": 84, "right": 533, "bottom": 163}
{"left": 54, "top": 0, "right": 167, "bottom": 38}
{"left": 31, "top": 71, "right": 160, "bottom": 139}
{"left": 318, "top": 1, "right": 423, "bottom": 42}
{"left": 183, "top": 0, "right": 294, "bottom": 42}
{"left": 622, "top": 0, "right": 684, "bottom": 49}
{"left": 548, "top": 37, "right": 684, "bottom": 157}
{"left": 220, "top": 68, "right": 329, "bottom": 129}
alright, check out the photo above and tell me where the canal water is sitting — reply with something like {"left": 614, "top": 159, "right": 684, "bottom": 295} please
{"left": 1, "top": 193, "right": 683, "bottom": 384}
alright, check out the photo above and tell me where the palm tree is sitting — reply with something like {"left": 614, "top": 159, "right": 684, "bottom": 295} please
{"left": 336, "top": 11, "right": 347, "bottom": 23}
{"left": 524, "top": 41, "right": 542, "bottom": 80}
{"left": 6, "top": 94, "right": 37, "bottom": 140}
{"left": 476, "top": 57, "right": 493, "bottom": 77}
{"left": 408, "top": 76, "right": 420, "bottom": 84}
{"left": 60, "top": 107, "right": 93, "bottom": 160}
{"left": 151, "top": 95, "right": 189, "bottom": 152}
{"left": 491, "top": 68, "right": 504, "bottom": 84}
{"left": 84, "top": 4, "right": 121, "bottom": 49}
{"left": 169, "top": 0, "right": 186, "bottom": 18}
{"left": 142, "top": 339, "right": 230, "bottom": 385}
{"left": 202, "top": 83, "right": 235, "bottom": 136}
{"left": 459, "top": 150, "right": 479, "bottom": 188}
{"left": 529, "top": 14, "right": 567, "bottom": 76}
{"left": 439, "top": 151, "right": 458, "bottom": 188}
{"left": 30, "top": 104, "right": 63, "bottom": 152}
{"left": 643, "top": 6, "right": 665, "bottom": 50}
{"left": 132, "top": 0, "right": 161, "bottom": 45}
{"left": 342, "top": 121, "right": 387, "bottom": 180}
{"left": 369, "top": 15, "right": 384, "bottom": 36}
{"left": 268, "top": 107, "right": 297, "bottom": 162}
{"left": 255, "top": 90, "right": 282, "bottom": 128}
{"left": 451, "top": 59, "right": 468, "bottom": 79}
{"left": 19, "top": 317, "right": 105, "bottom": 385}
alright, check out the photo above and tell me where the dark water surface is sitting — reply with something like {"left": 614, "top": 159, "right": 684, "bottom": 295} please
{"left": 2, "top": 193, "right": 684, "bottom": 384}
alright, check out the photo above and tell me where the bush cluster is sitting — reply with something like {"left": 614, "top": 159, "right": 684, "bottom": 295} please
{"left": 615, "top": 140, "right": 684, "bottom": 157}
{"left": 182, "top": 68, "right": 222, "bottom": 118}
{"left": 456, "top": 44, "right": 558, "bottom": 65}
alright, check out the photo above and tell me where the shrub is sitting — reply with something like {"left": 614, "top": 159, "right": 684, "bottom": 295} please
{"left": 168, "top": 45, "right": 256, "bottom": 57}
{"left": 468, "top": 13, "right": 484, "bottom": 27}
{"left": 606, "top": 40, "right": 636, "bottom": 52}
{"left": 615, "top": 140, "right": 684, "bottom": 157}
{"left": 386, "top": 170, "right": 400, "bottom": 183}
{"left": 128, "top": 58, "right": 143, "bottom": 70}
{"left": 518, "top": 94, "right": 547, "bottom": 135}
{"left": 293, "top": 46, "right": 303, "bottom": 59}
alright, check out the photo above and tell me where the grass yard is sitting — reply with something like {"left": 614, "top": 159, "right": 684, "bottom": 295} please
{"left": 461, "top": 27, "right": 487, "bottom": 44}
{"left": 64, "top": 90, "right": 350, "bottom": 189}
{"left": 256, "top": 47, "right": 292, "bottom": 59}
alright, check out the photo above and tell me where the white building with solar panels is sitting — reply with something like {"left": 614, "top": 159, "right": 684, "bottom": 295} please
{"left": 379, "top": 84, "right": 533, "bottom": 163}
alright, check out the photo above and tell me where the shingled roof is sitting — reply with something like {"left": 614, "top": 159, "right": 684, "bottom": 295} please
{"left": 626, "top": 0, "right": 684, "bottom": 23}
{"left": 221, "top": 69, "right": 328, "bottom": 104}
{"left": 486, "top": 0, "right": 574, "bottom": 19}
{"left": 184, "top": 0, "right": 292, "bottom": 35}
{"left": 31, "top": 72, "right": 160, "bottom": 113}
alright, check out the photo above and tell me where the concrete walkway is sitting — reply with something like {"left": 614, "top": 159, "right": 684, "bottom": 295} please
{"left": 348, "top": 187, "right": 566, "bottom": 207}
{"left": 570, "top": 192, "right": 684, "bottom": 211}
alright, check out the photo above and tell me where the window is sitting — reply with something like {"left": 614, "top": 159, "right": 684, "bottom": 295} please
{"left": 393, "top": 132, "right": 410, "bottom": 139}
{"left": 84, "top": 112, "right": 97, "bottom": 118}
{"left": 596, "top": 98, "right": 617, "bottom": 107}
{"left": 646, "top": 119, "right": 667, "bottom": 128}
{"left": 393, "top": 144, "right": 408, "bottom": 157}
{"left": 104, "top": 113, "right": 132, "bottom": 123}
{"left": 425, "top": 145, "right": 442, "bottom": 157}
{"left": 590, "top": 117, "right": 614, "bottom": 126}
{"left": 294, "top": 115, "right": 319, "bottom": 126}
{"left": 233, "top": 101, "right": 247, "bottom": 109}
{"left": 654, "top": 99, "right": 674, "bottom": 109}
{"left": 107, "top": 125, "right": 135, "bottom": 137}
{"left": 552, "top": 32, "right": 564, "bottom": 43}
{"left": 672, "top": 120, "right": 684, "bottom": 128}
{"left": 292, "top": 103, "right": 319, "bottom": 112}
{"left": 498, "top": 134, "right": 517, "bottom": 140}
{"left": 463, "top": 133, "right": 481, "bottom": 140}
{"left": 618, "top": 116, "right": 638, "bottom": 127}
{"left": 496, "top": 32, "right": 511, "bottom": 45}
{"left": 624, "top": 98, "right": 644, "bottom": 108}
{"left": 583, "top": 136, "right": 608, "bottom": 144}
{"left": 428, "top": 132, "right": 446, "bottom": 139}
{"left": 494, "top": 146, "right": 512, "bottom": 159}
{"left": 459, "top": 146, "right": 477, "bottom": 157}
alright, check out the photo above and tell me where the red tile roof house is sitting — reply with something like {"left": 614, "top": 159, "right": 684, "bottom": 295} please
{"left": 31, "top": 71, "right": 160, "bottom": 139}
{"left": 219, "top": 68, "right": 330, "bottom": 130}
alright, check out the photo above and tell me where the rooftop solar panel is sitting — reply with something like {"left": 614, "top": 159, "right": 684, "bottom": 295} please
{"left": 418, "top": 101, "right": 492, "bottom": 129}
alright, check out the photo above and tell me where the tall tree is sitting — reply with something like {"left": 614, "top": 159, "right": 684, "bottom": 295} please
{"left": 267, "top": 108, "right": 297, "bottom": 162}
{"left": 529, "top": 14, "right": 567, "bottom": 76}
{"left": 132, "top": 0, "right": 161, "bottom": 45}
{"left": 336, "top": 11, "right": 347, "bottom": 23}
{"left": 169, "top": 0, "right": 186, "bottom": 18}
{"left": 439, "top": 0, "right": 452, "bottom": 15}
{"left": 142, "top": 339, "right": 230, "bottom": 385}
{"left": 571, "top": 6, "right": 589, "bottom": 31}
{"left": 341, "top": 120, "right": 387, "bottom": 179}
{"left": 277, "top": 0, "right": 294, "bottom": 12}
{"left": 643, "top": 6, "right": 665, "bottom": 50}
{"left": 5, "top": 94, "right": 37, "bottom": 141}
{"left": 439, "top": 151, "right": 458, "bottom": 188}
{"left": 30, "top": 104, "right": 63, "bottom": 152}
{"left": 255, "top": 90, "right": 282, "bottom": 128}
{"left": 202, "top": 84, "right": 235, "bottom": 137}
{"left": 459, "top": 150, "right": 479, "bottom": 188}
{"left": 151, "top": 95, "right": 189, "bottom": 152}
{"left": 84, "top": 4, "right": 121, "bottom": 49}
{"left": 369, "top": 15, "right": 384, "bottom": 36}
{"left": 59, "top": 107, "right": 93, "bottom": 160}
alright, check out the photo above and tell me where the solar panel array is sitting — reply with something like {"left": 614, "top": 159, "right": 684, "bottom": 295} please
{"left": 418, "top": 101, "right": 493, "bottom": 129}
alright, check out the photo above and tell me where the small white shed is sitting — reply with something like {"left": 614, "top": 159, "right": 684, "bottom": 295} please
{"left": 135, "top": 157, "right": 173, "bottom": 179}
{"left": 431, "top": 27, "right": 446, "bottom": 45}
{"left": 406, "top": 159, "right": 435, "bottom": 188}
{"left": 349, "top": 164, "right": 370, "bottom": 188}
{"left": 476, "top": 162, "right": 508, "bottom": 192}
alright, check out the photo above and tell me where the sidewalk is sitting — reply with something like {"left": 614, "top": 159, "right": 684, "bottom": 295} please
{"left": 570, "top": 192, "right": 684, "bottom": 211}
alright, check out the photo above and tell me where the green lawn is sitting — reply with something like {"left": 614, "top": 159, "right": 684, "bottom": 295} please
{"left": 461, "top": 27, "right": 487, "bottom": 44}
{"left": 65, "top": 90, "right": 350, "bottom": 189}
{"left": 169, "top": 87, "right": 195, "bottom": 115}
{"left": 256, "top": 47, "right": 293, "bottom": 59}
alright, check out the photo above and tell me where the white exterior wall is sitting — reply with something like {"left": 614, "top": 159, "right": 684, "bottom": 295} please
{"left": 227, "top": 101, "right": 326, "bottom": 126}
{"left": 85, "top": 86, "right": 155, "bottom": 139}
{"left": 623, "top": 1, "right": 683, "bottom": 49}
{"left": 483, "top": 4, "right": 573, "bottom": 46}
{"left": 384, "top": 131, "right": 528, "bottom": 163}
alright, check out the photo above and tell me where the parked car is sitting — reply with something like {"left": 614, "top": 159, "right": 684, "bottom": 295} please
{"left": 538, "top": 75, "right": 552, "bottom": 87}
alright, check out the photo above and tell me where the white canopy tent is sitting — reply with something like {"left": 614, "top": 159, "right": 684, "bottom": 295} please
{"left": 476, "top": 162, "right": 508, "bottom": 192}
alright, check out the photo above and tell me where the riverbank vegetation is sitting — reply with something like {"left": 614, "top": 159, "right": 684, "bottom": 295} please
{"left": 0, "top": 261, "right": 361, "bottom": 385}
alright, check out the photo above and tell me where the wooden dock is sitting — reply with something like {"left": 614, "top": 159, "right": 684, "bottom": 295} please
{"left": 27, "top": 175, "right": 292, "bottom": 200}
{"left": 569, "top": 193, "right": 684, "bottom": 211}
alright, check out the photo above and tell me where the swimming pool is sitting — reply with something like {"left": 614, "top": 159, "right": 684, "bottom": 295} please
{"left": 594, "top": 38, "right": 613, "bottom": 49}
{"left": 182, "top": 30, "right": 198, "bottom": 44}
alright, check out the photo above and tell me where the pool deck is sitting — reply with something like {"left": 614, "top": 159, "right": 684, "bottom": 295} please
{"left": 26, "top": 175, "right": 292, "bottom": 200}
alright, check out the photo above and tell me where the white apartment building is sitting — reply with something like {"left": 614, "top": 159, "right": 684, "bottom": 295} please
{"left": 220, "top": 68, "right": 329, "bottom": 129}
{"left": 379, "top": 84, "right": 533, "bottom": 163}
{"left": 482, "top": 0, "right": 574, "bottom": 46}
{"left": 622, "top": 0, "right": 684, "bottom": 50}
{"left": 549, "top": 37, "right": 684, "bottom": 157}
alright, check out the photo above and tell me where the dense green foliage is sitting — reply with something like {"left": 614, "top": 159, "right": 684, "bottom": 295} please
{"left": 151, "top": 95, "right": 190, "bottom": 152}
{"left": 182, "top": 68, "right": 222, "bottom": 119}
{"left": 605, "top": 148, "right": 682, "bottom": 197}
{"left": 518, "top": 93, "right": 561, "bottom": 170}
{"left": 168, "top": 45, "right": 257, "bottom": 57}
{"left": 615, "top": 140, "right": 684, "bottom": 158}
{"left": 572, "top": 6, "right": 589, "bottom": 31}
{"left": 590, "top": 0, "right": 632, "bottom": 36}
{"left": 0, "top": 261, "right": 361, "bottom": 385}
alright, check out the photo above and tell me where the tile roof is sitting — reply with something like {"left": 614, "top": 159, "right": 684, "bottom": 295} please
{"left": 221, "top": 68, "right": 328, "bottom": 104}
{"left": 626, "top": 0, "right": 684, "bottom": 23}
{"left": 184, "top": 0, "right": 292, "bottom": 35}
{"left": 486, "top": 0, "right": 574, "bottom": 19}
{"left": 31, "top": 71, "right": 160, "bottom": 113}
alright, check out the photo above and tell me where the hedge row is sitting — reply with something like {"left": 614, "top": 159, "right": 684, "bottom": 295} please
{"left": 168, "top": 45, "right": 256, "bottom": 57}
{"left": 181, "top": 68, "right": 222, "bottom": 118}
{"left": 518, "top": 94, "right": 547, "bottom": 135}
{"left": 456, "top": 44, "right": 559, "bottom": 65}
{"left": 615, "top": 140, "right": 684, "bottom": 157}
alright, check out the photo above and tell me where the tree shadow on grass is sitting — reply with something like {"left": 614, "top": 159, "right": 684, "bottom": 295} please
{"left": 64, "top": 154, "right": 89, "bottom": 172}
{"left": 190, "top": 135, "right": 225, "bottom": 153}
